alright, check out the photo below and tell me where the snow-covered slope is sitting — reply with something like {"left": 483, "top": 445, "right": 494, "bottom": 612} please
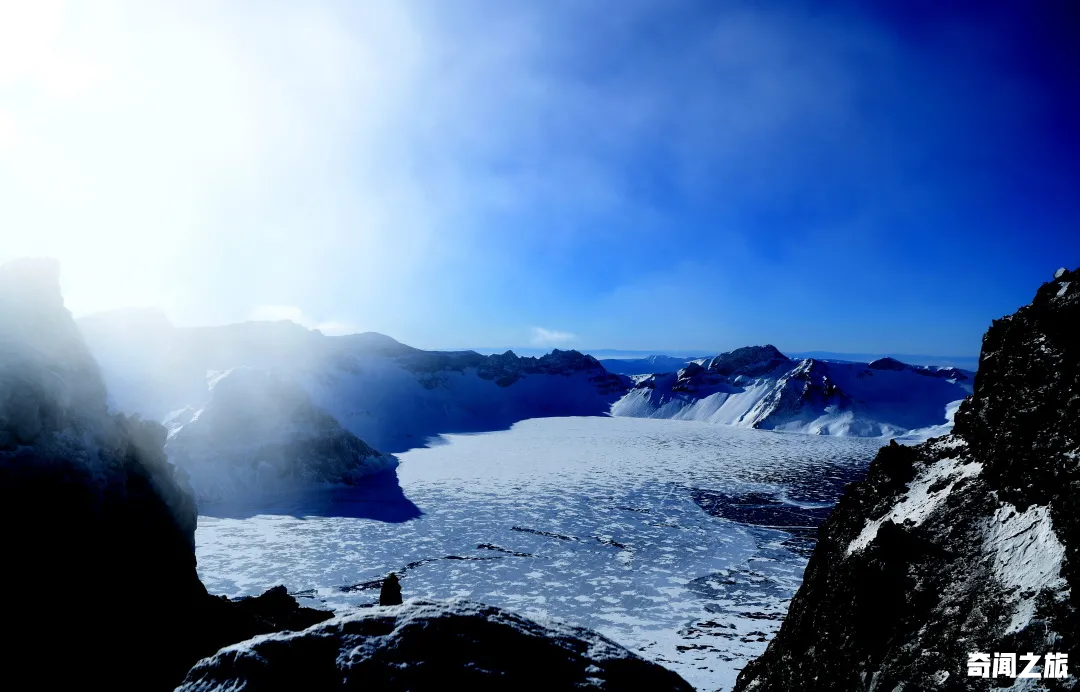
{"left": 734, "top": 267, "right": 1080, "bottom": 691}
{"left": 177, "top": 598, "right": 694, "bottom": 691}
{"left": 79, "top": 315, "right": 629, "bottom": 454}
{"left": 164, "top": 367, "right": 398, "bottom": 504}
{"left": 611, "top": 345, "right": 973, "bottom": 437}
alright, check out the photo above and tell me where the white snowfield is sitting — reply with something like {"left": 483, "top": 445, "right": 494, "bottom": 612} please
{"left": 196, "top": 415, "right": 881, "bottom": 691}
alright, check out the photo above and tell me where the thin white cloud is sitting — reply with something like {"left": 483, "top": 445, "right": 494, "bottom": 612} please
{"left": 530, "top": 326, "right": 576, "bottom": 347}
{"left": 249, "top": 305, "right": 359, "bottom": 336}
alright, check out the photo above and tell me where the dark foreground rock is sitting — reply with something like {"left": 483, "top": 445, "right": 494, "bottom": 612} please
{"left": 0, "top": 259, "right": 329, "bottom": 690}
{"left": 734, "top": 268, "right": 1080, "bottom": 691}
{"left": 177, "top": 599, "right": 695, "bottom": 692}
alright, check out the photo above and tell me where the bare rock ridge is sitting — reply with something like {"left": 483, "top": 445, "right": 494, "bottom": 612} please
{"left": 734, "top": 267, "right": 1080, "bottom": 691}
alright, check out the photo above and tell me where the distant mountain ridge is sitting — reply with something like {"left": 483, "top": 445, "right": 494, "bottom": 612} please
{"left": 79, "top": 313, "right": 629, "bottom": 460}
{"left": 81, "top": 314, "right": 975, "bottom": 488}
{"left": 612, "top": 345, "right": 972, "bottom": 438}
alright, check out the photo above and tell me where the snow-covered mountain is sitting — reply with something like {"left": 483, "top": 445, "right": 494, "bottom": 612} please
{"left": 79, "top": 312, "right": 629, "bottom": 457}
{"left": 734, "top": 267, "right": 1080, "bottom": 691}
{"left": 611, "top": 345, "right": 973, "bottom": 437}
{"left": 81, "top": 312, "right": 974, "bottom": 474}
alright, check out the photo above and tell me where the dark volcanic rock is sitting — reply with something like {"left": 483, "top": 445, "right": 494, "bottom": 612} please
{"left": 734, "top": 268, "right": 1080, "bottom": 692}
{"left": 177, "top": 600, "right": 695, "bottom": 692}
{"left": 474, "top": 347, "right": 626, "bottom": 389}
{"left": 707, "top": 345, "right": 792, "bottom": 377}
{"left": 379, "top": 573, "right": 403, "bottom": 606}
{"left": 0, "top": 259, "right": 331, "bottom": 690}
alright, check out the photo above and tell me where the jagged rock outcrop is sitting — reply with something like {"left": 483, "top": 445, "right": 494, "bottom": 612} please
{"left": 613, "top": 345, "right": 972, "bottom": 437}
{"left": 706, "top": 344, "right": 792, "bottom": 377}
{"left": 0, "top": 259, "right": 330, "bottom": 690}
{"left": 734, "top": 268, "right": 1080, "bottom": 691}
{"left": 177, "top": 599, "right": 695, "bottom": 692}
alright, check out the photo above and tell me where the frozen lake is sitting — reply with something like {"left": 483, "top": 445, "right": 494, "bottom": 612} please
{"left": 196, "top": 416, "right": 881, "bottom": 691}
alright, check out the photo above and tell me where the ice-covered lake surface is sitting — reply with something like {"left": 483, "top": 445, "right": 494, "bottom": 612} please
{"left": 196, "top": 416, "right": 882, "bottom": 691}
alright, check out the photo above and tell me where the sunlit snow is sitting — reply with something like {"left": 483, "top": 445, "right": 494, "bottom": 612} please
{"left": 196, "top": 416, "right": 880, "bottom": 691}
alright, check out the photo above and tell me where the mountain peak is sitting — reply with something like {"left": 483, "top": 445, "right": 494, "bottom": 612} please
{"left": 707, "top": 345, "right": 790, "bottom": 377}
{"left": 867, "top": 356, "right": 908, "bottom": 371}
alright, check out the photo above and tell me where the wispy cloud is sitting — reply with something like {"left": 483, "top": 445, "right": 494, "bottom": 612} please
{"left": 249, "top": 304, "right": 358, "bottom": 336}
{"left": 530, "top": 327, "right": 576, "bottom": 347}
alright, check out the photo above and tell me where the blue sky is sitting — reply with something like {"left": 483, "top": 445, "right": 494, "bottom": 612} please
{"left": 1, "top": 0, "right": 1077, "bottom": 356}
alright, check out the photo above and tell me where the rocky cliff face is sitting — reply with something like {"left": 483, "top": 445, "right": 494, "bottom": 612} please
{"left": 0, "top": 259, "right": 330, "bottom": 690}
{"left": 734, "top": 267, "right": 1080, "bottom": 691}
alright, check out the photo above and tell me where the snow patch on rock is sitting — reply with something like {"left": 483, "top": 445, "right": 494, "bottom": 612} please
{"left": 984, "top": 502, "right": 1069, "bottom": 634}
{"left": 847, "top": 456, "right": 983, "bottom": 555}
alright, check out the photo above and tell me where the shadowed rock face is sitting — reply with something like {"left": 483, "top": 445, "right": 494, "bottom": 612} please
{"left": 177, "top": 600, "right": 696, "bottom": 692}
{"left": 164, "top": 367, "right": 398, "bottom": 504}
{"left": 0, "top": 259, "right": 330, "bottom": 690}
{"left": 734, "top": 268, "right": 1080, "bottom": 692}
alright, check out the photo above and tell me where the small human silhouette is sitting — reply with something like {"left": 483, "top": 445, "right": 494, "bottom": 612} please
{"left": 379, "top": 572, "right": 403, "bottom": 606}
